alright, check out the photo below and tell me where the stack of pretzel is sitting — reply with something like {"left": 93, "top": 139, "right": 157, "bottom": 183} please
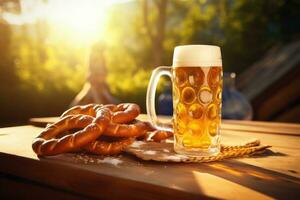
{"left": 32, "top": 103, "right": 173, "bottom": 156}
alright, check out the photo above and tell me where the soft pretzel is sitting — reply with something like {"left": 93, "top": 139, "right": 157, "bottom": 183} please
{"left": 32, "top": 108, "right": 111, "bottom": 156}
{"left": 84, "top": 137, "right": 134, "bottom": 155}
{"left": 104, "top": 120, "right": 153, "bottom": 137}
{"left": 33, "top": 103, "right": 156, "bottom": 157}
{"left": 62, "top": 103, "right": 146, "bottom": 138}
{"left": 106, "top": 103, "right": 140, "bottom": 123}
{"left": 61, "top": 103, "right": 140, "bottom": 124}
{"left": 61, "top": 104, "right": 101, "bottom": 118}
{"left": 62, "top": 103, "right": 155, "bottom": 138}
{"left": 145, "top": 130, "right": 173, "bottom": 142}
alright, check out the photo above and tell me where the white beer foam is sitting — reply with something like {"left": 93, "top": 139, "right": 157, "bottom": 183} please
{"left": 173, "top": 45, "right": 222, "bottom": 67}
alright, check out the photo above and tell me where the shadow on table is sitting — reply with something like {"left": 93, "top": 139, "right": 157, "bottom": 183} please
{"left": 116, "top": 149, "right": 299, "bottom": 199}
{"left": 252, "top": 148, "right": 288, "bottom": 157}
{"left": 188, "top": 159, "right": 300, "bottom": 199}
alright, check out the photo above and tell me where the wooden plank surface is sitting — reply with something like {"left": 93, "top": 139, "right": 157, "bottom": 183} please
{"left": 1, "top": 118, "right": 300, "bottom": 199}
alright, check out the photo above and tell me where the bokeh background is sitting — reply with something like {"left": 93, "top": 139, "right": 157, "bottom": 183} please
{"left": 0, "top": 0, "right": 299, "bottom": 126}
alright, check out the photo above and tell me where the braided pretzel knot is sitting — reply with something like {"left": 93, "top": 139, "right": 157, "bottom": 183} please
{"left": 61, "top": 103, "right": 149, "bottom": 136}
{"left": 60, "top": 103, "right": 149, "bottom": 155}
{"left": 32, "top": 107, "right": 111, "bottom": 156}
{"left": 89, "top": 104, "right": 144, "bottom": 155}
{"left": 33, "top": 103, "right": 166, "bottom": 156}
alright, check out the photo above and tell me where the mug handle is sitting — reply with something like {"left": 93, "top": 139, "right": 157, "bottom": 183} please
{"left": 146, "top": 66, "right": 173, "bottom": 132}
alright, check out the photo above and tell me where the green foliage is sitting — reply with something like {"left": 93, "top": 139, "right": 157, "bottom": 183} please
{"left": 0, "top": 21, "right": 87, "bottom": 121}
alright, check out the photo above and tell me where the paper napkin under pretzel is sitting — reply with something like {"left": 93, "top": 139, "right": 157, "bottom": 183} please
{"left": 125, "top": 139, "right": 271, "bottom": 163}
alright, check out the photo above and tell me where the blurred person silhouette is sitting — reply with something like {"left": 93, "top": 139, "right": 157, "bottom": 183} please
{"left": 70, "top": 43, "right": 119, "bottom": 106}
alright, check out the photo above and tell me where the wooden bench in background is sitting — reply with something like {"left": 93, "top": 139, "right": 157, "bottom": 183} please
{"left": 237, "top": 40, "right": 300, "bottom": 123}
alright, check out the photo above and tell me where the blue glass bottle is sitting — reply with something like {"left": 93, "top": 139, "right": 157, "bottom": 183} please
{"left": 157, "top": 82, "right": 173, "bottom": 116}
{"left": 222, "top": 73, "right": 253, "bottom": 120}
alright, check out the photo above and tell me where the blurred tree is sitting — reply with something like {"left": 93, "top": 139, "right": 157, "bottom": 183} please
{"left": 221, "top": 0, "right": 286, "bottom": 73}
{"left": 0, "top": 20, "right": 87, "bottom": 122}
{"left": 142, "top": 0, "right": 168, "bottom": 67}
{"left": 70, "top": 42, "right": 120, "bottom": 106}
{"left": 0, "top": 20, "right": 23, "bottom": 124}
{"left": 0, "top": 21, "right": 17, "bottom": 86}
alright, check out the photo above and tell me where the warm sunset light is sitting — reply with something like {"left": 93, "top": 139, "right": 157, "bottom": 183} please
{"left": 3, "top": 0, "right": 130, "bottom": 44}
{"left": 46, "top": 0, "right": 107, "bottom": 44}
{"left": 0, "top": 0, "right": 299, "bottom": 199}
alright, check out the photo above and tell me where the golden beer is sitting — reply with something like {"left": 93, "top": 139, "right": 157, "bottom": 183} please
{"left": 173, "top": 66, "right": 222, "bottom": 155}
{"left": 147, "top": 45, "right": 222, "bottom": 156}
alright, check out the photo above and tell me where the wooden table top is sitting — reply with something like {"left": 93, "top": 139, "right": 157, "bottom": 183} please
{"left": 1, "top": 115, "right": 300, "bottom": 199}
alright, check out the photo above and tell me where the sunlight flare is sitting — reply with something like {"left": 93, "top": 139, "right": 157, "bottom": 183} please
{"left": 46, "top": 0, "right": 107, "bottom": 43}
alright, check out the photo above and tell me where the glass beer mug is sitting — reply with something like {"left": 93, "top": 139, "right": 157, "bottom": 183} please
{"left": 147, "top": 45, "right": 223, "bottom": 156}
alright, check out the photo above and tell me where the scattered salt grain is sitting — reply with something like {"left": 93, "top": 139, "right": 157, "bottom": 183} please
{"left": 96, "top": 157, "right": 123, "bottom": 166}
{"left": 73, "top": 154, "right": 123, "bottom": 166}
{"left": 130, "top": 141, "right": 145, "bottom": 148}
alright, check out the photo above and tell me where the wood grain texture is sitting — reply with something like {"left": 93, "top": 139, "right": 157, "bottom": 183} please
{"left": 0, "top": 121, "right": 300, "bottom": 199}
